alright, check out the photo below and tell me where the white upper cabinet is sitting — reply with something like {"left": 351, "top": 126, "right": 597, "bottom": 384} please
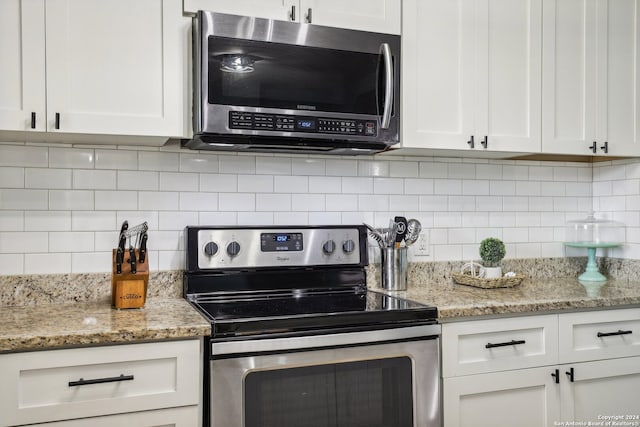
{"left": 0, "top": 0, "right": 46, "bottom": 132}
{"left": 543, "top": 0, "right": 640, "bottom": 156}
{"left": 184, "top": 0, "right": 401, "bottom": 34}
{"left": 402, "top": 0, "right": 542, "bottom": 154}
{"left": 0, "top": 0, "right": 189, "bottom": 140}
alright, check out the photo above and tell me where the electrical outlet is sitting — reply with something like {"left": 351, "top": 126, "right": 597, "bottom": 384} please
{"left": 412, "top": 231, "right": 430, "bottom": 257}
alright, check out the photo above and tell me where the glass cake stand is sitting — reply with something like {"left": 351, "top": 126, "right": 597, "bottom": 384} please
{"left": 563, "top": 242, "right": 621, "bottom": 282}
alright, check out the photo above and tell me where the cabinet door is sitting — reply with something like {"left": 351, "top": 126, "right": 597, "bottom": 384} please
{"left": 597, "top": 0, "right": 640, "bottom": 156}
{"left": 401, "top": 0, "right": 476, "bottom": 150}
{"left": 44, "top": 0, "right": 188, "bottom": 137}
{"left": 301, "top": 0, "right": 401, "bottom": 34}
{"left": 475, "top": 0, "right": 542, "bottom": 152}
{"left": 183, "top": 0, "right": 295, "bottom": 21}
{"left": 37, "top": 406, "right": 199, "bottom": 427}
{"left": 443, "top": 367, "right": 560, "bottom": 427}
{"left": 0, "top": 0, "right": 46, "bottom": 132}
{"left": 561, "top": 357, "right": 640, "bottom": 422}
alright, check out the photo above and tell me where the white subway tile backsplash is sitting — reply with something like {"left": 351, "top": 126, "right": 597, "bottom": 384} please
{"left": 292, "top": 194, "right": 325, "bottom": 211}
{"left": 434, "top": 179, "right": 462, "bottom": 195}
{"left": 49, "top": 190, "right": 94, "bottom": 210}
{"left": 275, "top": 176, "right": 308, "bottom": 193}
{"left": 0, "top": 211, "right": 24, "bottom": 231}
{"left": 71, "top": 252, "right": 112, "bottom": 273}
{"left": 94, "top": 191, "right": 137, "bottom": 211}
{"left": 291, "top": 158, "right": 324, "bottom": 176}
{"left": 49, "top": 148, "right": 94, "bottom": 169}
{"left": 180, "top": 153, "right": 218, "bottom": 173}
{"left": 257, "top": 156, "right": 292, "bottom": 175}
{"left": 200, "top": 173, "right": 237, "bottom": 192}
{"left": 373, "top": 178, "right": 403, "bottom": 194}
{"left": 0, "top": 232, "right": 48, "bottom": 253}
{"left": 95, "top": 149, "right": 138, "bottom": 170}
{"left": 138, "top": 192, "right": 179, "bottom": 211}
{"left": 0, "top": 254, "right": 24, "bottom": 274}
{"left": 117, "top": 171, "right": 159, "bottom": 191}
{"left": 180, "top": 192, "right": 218, "bottom": 211}
{"left": 0, "top": 168, "right": 24, "bottom": 188}
{"left": 358, "top": 195, "right": 389, "bottom": 211}
{"left": 218, "top": 155, "right": 256, "bottom": 174}
{"left": 389, "top": 161, "right": 418, "bottom": 178}
{"left": 159, "top": 211, "right": 198, "bottom": 230}
{"left": 25, "top": 211, "right": 70, "bottom": 231}
{"left": 326, "top": 159, "right": 358, "bottom": 177}
{"left": 138, "top": 151, "right": 179, "bottom": 172}
{"left": 0, "top": 145, "right": 48, "bottom": 168}
{"left": 256, "top": 194, "right": 291, "bottom": 211}
{"left": 159, "top": 172, "right": 198, "bottom": 192}
{"left": 3, "top": 141, "right": 640, "bottom": 273}
{"left": 72, "top": 211, "right": 116, "bottom": 231}
{"left": 49, "top": 232, "right": 94, "bottom": 252}
{"left": 25, "top": 253, "right": 71, "bottom": 274}
{"left": 405, "top": 178, "right": 434, "bottom": 195}
{"left": 26, "top": 168, "right": 71, "bottom": 189}
{"left": 73, "top": 169, "right": 116, "bottom": 190}
{"left": 219, "top": 193, "right": 255, "bottom": 211}
{"left": 342, "top": 177, "right": 373, "bottom": 194}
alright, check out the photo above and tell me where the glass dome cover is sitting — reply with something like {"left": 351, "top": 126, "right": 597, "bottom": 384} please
{"left": 565, "top": 212, "right": 625, "bottom": 246}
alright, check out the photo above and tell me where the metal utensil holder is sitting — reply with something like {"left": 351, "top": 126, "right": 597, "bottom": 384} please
{"left": 381, "top": 246, "right": 408, "bottom": 291}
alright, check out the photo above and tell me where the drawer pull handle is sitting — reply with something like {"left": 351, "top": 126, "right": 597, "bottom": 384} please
{"left": 551, "top": 368, "right": 560, "bottom": 384}
{"left": 485, "top": 339, "right": 526, "bottom": 349}
{"left": 68, "top": 374, "right": 134, "bottom": 387}
{"left": 566, "top": 367, "right": 574, "bottom": 382}
{"left": 597, "top": 329, "right": 632, "bottom": 338}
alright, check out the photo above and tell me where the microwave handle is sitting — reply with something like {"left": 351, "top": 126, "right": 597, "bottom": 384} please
{"left": 380, "top": 43, "right": 394, "bottom": 129}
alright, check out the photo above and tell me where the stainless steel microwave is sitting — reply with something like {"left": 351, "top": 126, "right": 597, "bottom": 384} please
{"left": 184, "top": 11, "right": 400, "bottom": 155}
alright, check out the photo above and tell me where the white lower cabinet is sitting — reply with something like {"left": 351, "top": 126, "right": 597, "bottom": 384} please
{"left": 442, "top": 309, "right": 640, "bottom": 427}
{"left": 0, "top": 339, "right": 202, "bottom": 427}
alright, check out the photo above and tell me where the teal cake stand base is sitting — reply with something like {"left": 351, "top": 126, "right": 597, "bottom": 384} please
{"left": 564, "top": 242, "right": 621, "bottom": 283}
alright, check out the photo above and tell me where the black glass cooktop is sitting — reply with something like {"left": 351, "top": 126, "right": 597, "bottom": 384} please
{"left": 190, "top": 288, "right": 437, "bottom": 339}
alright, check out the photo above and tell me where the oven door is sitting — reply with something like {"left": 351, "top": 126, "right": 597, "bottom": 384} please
{"left": 209, "top": 325, "right": 440, "bottom": 427}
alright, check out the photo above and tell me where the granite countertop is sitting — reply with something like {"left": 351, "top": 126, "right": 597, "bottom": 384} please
{"left": 0, "top": 298, "right": 211, "bottom": 353}
{"left": 387, "top": 277, "right": 640, "bottom": 321}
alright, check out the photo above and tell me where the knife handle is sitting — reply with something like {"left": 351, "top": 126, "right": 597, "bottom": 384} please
{"left": 138, "top": 233, "right": 148, "bottom": 264}
{"left": 115, "top": 248, "right": 124, "bottom": 274}
{"left": 129, "top": 248, "right": 137, "bottom": 274}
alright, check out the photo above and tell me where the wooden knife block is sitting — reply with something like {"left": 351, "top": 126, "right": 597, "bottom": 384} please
{"left": 111, "top": 249, "right": 149, "bottom": 309}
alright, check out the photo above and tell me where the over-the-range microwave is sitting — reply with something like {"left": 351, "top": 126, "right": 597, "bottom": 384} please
{"left": 184, "top": 11, "right": 400, "bottom": 155}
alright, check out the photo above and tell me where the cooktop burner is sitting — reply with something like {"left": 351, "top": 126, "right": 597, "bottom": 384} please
{"left": 184, "top": 225, "right": 438, "bottom": 340}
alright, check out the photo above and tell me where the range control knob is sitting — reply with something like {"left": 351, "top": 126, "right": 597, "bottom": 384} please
{"left": 322, "top": 240, "right": 336, "bottom": 255}
{"left": 226, "top": 241, "right": 241, "bottom": 257}
{"left": 204, "top": 242, "right": 218, "bottom": 257}
{"left": 342, "top": 239, "right": 356, "bottom": 253}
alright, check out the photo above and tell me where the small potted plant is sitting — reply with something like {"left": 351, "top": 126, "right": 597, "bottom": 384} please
{"left": 479, "top": 237, "right": 506, "bottom": 278}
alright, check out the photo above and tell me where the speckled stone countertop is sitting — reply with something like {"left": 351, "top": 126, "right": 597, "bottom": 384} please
{"left": 375, "top": 277, "right": 640, "bottom": 321}
{"left": 0, "top": 298, "right": 211, "bottom": 353}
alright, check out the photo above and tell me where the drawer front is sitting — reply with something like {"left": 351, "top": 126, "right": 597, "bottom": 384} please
{"left": 40, "top": 406, "right": 199, "bottom": 427}
{"left": 0, "top": 339, "right": 201, "bottom": 427}
{"left": 559, "top": 308, "right": 640, "bottom": 363}
{"left": 442, "top": 315, "right": 558, "bottom": 377}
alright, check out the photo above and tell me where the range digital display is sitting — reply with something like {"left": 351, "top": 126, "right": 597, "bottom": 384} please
{"left": 296, "top": 119, "right": 316, "bottom": 130}
{"left": 261, "top": 233, "right": 303, "bottom": 252}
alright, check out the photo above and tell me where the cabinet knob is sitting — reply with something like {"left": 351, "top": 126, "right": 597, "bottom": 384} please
{"left": 305, "top": 8, "right": 312, "bottom": 23}
{"left": 289, "top": 5, "right": 296, "bottom": 21}
{"left": 565, "top": 367, "right": 574, "bottom": 382}
{"left": 481, "top": 135, "right": 488, "bottom": 149}
{"left": 600, "top": 141, "right": 609, "bottom": 154}
{"left": 467, "top": 135, "right": 474, "bottom": 148}
{"left": 589, "top": 142, "right": 597, "bottom": 153}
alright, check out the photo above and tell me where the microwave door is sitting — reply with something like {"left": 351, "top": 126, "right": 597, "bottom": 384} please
{"left": 379, "top": 42, "right": 394, "bottom": 129}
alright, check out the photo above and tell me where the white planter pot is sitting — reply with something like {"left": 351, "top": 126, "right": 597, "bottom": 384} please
{"left": 484, "top": 266, "right": 502, "bottom": 279}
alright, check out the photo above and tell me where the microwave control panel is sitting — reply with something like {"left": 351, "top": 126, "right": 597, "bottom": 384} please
{"left": 229, "top": 111, "right": 377, "bottom": 137}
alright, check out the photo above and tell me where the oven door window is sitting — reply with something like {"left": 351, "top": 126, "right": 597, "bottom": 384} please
{"left": 244, "top": 356, "right": 413, "bottom": 427}
{"left": 207, "top": 36, "right": 384, "bottom": 115}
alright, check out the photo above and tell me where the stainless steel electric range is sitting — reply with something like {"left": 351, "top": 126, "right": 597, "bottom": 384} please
{"left": 184, "top": 225, "right": 441, "bottom": 427}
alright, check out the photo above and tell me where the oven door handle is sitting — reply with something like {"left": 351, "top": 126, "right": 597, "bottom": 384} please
{"left": 380, "top": 42, "right": 394, "bottom": 129}
{"left": 211, "top": 324, "right": 440, "bottom": 356}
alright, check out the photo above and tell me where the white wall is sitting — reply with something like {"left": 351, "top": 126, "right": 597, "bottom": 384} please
{"left": 0, "top": 141, "right": 599, "bottom": 275}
